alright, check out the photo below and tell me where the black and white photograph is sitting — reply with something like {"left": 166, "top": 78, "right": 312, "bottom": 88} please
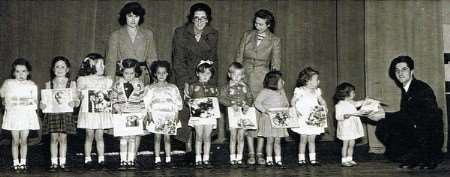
{"left": 268, "top": 107, "right": 300, "bottom": 128}
{"left": 82, "top": 89, "right": 112, "bottom": 113}
{"left": 112, "top": 113, "right": 145, "bottom": 137}
{"left": 188, "top": 97, "right": 221, "bottom": 119}
{"left": 147, "top": 111, "right": 181, "bottom": 135}
{"left": 41, "top": 88, "right": 73, "bottom": 113}
{"left": 227, "top": 107, "right": 257, "bottom": 129}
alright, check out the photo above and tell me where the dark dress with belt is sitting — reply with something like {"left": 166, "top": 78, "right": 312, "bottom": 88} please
{"left": 375, "top": 78, "right": 443, "bottom": 165}
{"left": 172, "top": 23, "right": 219, "bottom": 141}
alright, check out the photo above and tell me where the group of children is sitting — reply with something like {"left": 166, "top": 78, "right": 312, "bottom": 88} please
{"left": 0, "top": 54, "right": 372, "bottom": 172}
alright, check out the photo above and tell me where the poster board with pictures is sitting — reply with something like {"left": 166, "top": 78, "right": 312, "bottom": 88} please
{"left": 268, "top": 107, "right": 300, "bottom": 128}
{"left": 147, "top": 111, "right": 181, "bottom": 135}
{"left": 112, "top": 113, "right": 145, "bottom": 137}
{"left": 5, "top": 87, "right": 37, "bottom": 110}
{"left": 82, "top": 89, "right": 112, "bottom": 113}
{"left": 41, "top": 89, "right": 73, "bottom": 113}
{"left": 188, "top": 97, "right": 221, "bottom": 119}
{"left": 360, "top": 98, "right": 381, "bottom": 113}
{"left": 227, "top": 107, "right": 257, "bottom": 129}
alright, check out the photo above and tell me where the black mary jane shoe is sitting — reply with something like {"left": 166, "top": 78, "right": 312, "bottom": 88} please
{"left": 167, "top": 161, "right": 177, "bottom": 169}
{"left": 266, "top": 161, "right": 274, "bottom": 168}
{"left": 60, "top": 164, "right": 72, "bottom": 172}
{"left": 310, "top": 160, "right": 321, "bottom": 166}
{"left": 275, "top": 161, "right": 287, "bottom": 169}
{"left": 298, "top": 160, "right": 307, "bottom": 167}
{"left": 127, "top": 161, "right": 137, "bottom": 170}
{"left": 237, "top": 160, "right": 248, "bottom": 168}
{"left": 154, "top": 162, "right": 162, "bottom": 170}
{"left": 195, "top": 161, "right": 203, "bottom": 169}
{"left": 203, "top": 161, "right": 213, "bottom": 169}
{"left": 118, "top": 161, "right": 128, "bottom": 171}
{"left": 48, "top": 164, "right": 58, "bottom": 173}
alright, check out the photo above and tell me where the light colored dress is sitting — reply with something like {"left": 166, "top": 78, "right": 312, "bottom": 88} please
{"left": 77, "top": 75, "right": 113, "bottom": 129}
{"left": 144, "top": 82, "right": 183, "bottom": 135}
{"left": 1, "top": 79, "right": 40, "bottom": 130}
{"left": 291, "top": 87, "right": 326, "bottom": 135}
{"left": 335, "top": 100, "right": 364, "bottom": 140}
{"left": 254, "top": 89, "right": 289, "bottom": 137}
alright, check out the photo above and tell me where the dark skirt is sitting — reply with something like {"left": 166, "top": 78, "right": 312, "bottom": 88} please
{"left": 42, "top": 113, "right": 77, "bottom": 135}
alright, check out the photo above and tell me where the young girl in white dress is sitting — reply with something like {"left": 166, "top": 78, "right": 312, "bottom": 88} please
{"left": 77, "top": 53, "right": 113, "bottom": 169}
{"left": 1, "top": 58, "right": 40, "bottom": 171}
{"left": 334, "top": 82, "right": 366, "bottom": 167}
{"left": 40, "top": 56, "right": 79, "bottom": 172}
{"left": 111, "top": 58, "right": 146, "bottom": 170}
{"left": 144, "top": 60, "right": 182, "bottom": 169}
{"left": 291, "top": 67, "right": 328, "bottom": 166}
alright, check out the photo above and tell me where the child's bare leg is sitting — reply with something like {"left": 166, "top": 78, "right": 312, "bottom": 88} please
{"left": 274, "top": 137, "right": 282, "bottom": 163}
{"left": 135, "top": 135, "right": 141, "bottom": 155}
{"left": 194, "top": 125, "right": 204, "bottom": 163}
{"left": 308, "top": 135, "right": 317, "bottom": 163}
{"left": 236, "top": 129, "right": 245, "bottom": 161}
{"left": 154, "top": 134, "right": 161, "bottom": 162}
{"left": 11, "top": 130, "right": 20, "bottom": 165}
{"left": 59, "top": 133, "right": 68, "bottom": 165}
{"left": 84, "top": 129, "right": 94, "bottom": 163}
{"left": 19, "top": 130, "right": 29, "bottom": 165}
{"left": 119, "top": 138, "right": 128, "bottom": 162}
{"left": 298, "top": 135, "right": 308, "bottom": 163}
{"left": 341, "top": 140, "right": 349, "bottom": 163}
{"left": 50, "top": 133, "right": 59, "bottom": 165}
{"left": 266, "top": 137, "right": 274, "bottom": 163}
{"left": 348, "top": 139, "right": 355, "bottom": 162}
{"left": 203, "top": 125, "right": 213, "bottom": 162}
{"left": 94, "top": 129, "right": 105, "bottom": 163}
{"left": 229, "top": 128, "right": 237, "bottom": 162}
{"left": 127, "top": 137, "right": 136, "bottom": 162}
{"left": 164, "top": 135, "right": 171, "bottom": 162}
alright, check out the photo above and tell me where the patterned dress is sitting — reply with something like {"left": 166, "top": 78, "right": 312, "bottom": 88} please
{"left": 219, "top": 81, "right": 254, "bottom": 131}
{"left": 291, "top": 87, "right": 326, "bottom": 135}
{"left": 42, "top": 80, "right": 77, "bottom": 134}
{"left": 110, "top": 78, "right": 146, "bottom": 113}
{"left": 186, "top": 81, "right": 219, "bottom": 127}
{"left": 143, "top": 82, "right": 183, "bottom": 134}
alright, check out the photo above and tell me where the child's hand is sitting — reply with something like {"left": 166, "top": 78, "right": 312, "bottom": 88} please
{"left": 39, "top": 102, "right": 47, "bottom": 110}
{"left": 232, "top": 105, "right": 240, "bottom": 112}
{"left": 344, "top": 114, "right": 351, "bottom": 119}
{"left": 68, "top": 100, "right": 79, "bottom": 108}
{"left": 242, "top": 105, "right": 250, "bottom": 114}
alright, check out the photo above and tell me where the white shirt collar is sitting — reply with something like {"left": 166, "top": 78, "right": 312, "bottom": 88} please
{"left": 403, "top": 79, "right": 412, "bottom": 92}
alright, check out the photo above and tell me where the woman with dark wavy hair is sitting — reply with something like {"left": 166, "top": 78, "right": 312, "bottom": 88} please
{"left": 106, "top": 2, "right": 158, "bottom": 85}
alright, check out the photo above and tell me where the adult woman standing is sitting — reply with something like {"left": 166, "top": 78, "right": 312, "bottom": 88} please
{"left": 235, "top": 9, "right": 281, "bottom": 165}
{"left": 106, "top": 2, "right": 158, "bottom": 85}
{"left": 172, "top": 3, "right": 219, "bottom": 151}
{"left": 106, "top": 2, "right": 157, "bottom": 161}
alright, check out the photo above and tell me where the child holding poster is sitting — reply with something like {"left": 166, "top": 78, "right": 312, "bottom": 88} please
{"left": 111, "top": 58, "right": 146, "bottom": 170}
{"left": 40, "top": 56, "right": 79, "bottom": 172}
{"left": 77, "top": 53, "right": 113, "bottom": 169}
{"left": 219, "top": 62, "right": 253, "bottom": 167}
{"left": 1, "top": 58, "right": 40, "bottom": 172}
{"left": 144, "top": 60, "right": 182, "bottom": 169}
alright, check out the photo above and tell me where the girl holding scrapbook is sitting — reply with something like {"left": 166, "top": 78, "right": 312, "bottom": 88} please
{"left": 111, "top": 58, "right": 146, "bottom": 170}
{"left": 144, "top": 60, "right": 183, "bottom": 169}
{"left": 291, "top": 67, "right": 328, "bottom": 166}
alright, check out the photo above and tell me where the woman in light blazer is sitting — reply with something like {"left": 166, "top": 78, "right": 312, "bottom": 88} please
{"left": 106, "top": 2, "right": 158, "bottom": 85}
{"left": 235, "top": 9, "right": 281, "bottom": 166}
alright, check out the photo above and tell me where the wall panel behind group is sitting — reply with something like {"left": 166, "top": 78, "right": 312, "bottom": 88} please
{"left": 365, "top": 0, "right": 447, "bottom": 151}
{"left": 0, "top": 0, "right": 352, "bottom": 141}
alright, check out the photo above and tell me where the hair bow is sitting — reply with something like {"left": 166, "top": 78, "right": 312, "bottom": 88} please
{"left": 198, "top": 60, "right": 214, "bottom": 66}
{"left": 118, "top": 59, "right": 125, "bottom": 71}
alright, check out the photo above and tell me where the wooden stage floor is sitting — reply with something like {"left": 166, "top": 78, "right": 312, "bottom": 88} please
{"left": 0, "top": 159, "right": 449, "bottom": 177}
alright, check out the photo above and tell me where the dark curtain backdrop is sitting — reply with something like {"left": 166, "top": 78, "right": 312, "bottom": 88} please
{"left": 0, "top": 0, "right": 369, "bottom": 141}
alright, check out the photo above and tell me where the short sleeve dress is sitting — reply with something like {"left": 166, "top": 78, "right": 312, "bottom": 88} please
{"left": 254, "top": 89, "right": 289, "bottom": 137}
{"left": 335, "top": 100, "right": 364, "bottom": 140}
{"left": 291, "top": 87, "right": 326, "bottom": 135}
{"left": 77, "top": 75, "right": 114, "bottom": 129}
{"left": 1, "top": 79, "right": 40, "bottom": 130}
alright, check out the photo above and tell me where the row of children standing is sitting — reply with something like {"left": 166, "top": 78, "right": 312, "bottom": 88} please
{"left": 0, "top": 54, "right": 368, "bottom": 172}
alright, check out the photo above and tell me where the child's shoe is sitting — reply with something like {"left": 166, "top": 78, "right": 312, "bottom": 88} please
{"left": 247, "top": 154, "right": 256, "bottom": 165}
{"left": 256, "top": 154, "right": 266, "bottom": 165}
{"left": 349, "top": 160, "right": 358, "bottom": 166}
{"left": 298, "top": 160, "right": 307, "bottom": 167}
{"left": 48, "top": 164, "right": 58, "bottom": 172}
{"left": 275, "top": 161, "right": 287, "bottom": 169}
{"left": 341, "top": 161, "right": 353, "bottom": 167}
{"left": 203, "top": 161, "right": 213, "bottom": 169}
{"left": 118, "top": 161, "right": 127, "bottom": 171}
{"left": 310, "top": 160, "right": 321, "bottom": 166}
{"left": 195, "top": 161, "right": 203, "bottom": 169}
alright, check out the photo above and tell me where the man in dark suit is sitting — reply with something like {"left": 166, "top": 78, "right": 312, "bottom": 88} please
{"left": 374, "top": 56, "right": 444, "bottom": 169}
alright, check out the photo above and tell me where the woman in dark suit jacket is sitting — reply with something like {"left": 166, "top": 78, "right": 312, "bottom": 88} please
{"left": 106, "top": 2, "right": 158, "bottom": 85}
{"left": 235, "top": 9, "right": 281, "bottom": 165}
{"left": 172, "top": 3, "right": 219, "bottom": 151}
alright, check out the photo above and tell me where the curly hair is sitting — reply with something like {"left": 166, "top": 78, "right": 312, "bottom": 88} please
{"left": 296, "top": 67, "right": 319, "bottom": 87}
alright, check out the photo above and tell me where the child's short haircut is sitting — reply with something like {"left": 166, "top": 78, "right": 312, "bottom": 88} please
{"left": 11, "top": 58, "right": 32, "bottom": 79}
{"left": 196, "top": 62, "right": 215, "bottom": 76}
{"left": 263, "top": 70, "right": 283, "bottom": 90}
{"left": 296, "top": 67, "right": 319, "bottom": 87}
{"left": 334, "top": 82, "right": 356, "bottom": 102}
{"left": 228, "top": 62, "right": 244, "bottom": 72}
{"left": 79, "top": 53, "right": 104, "bottom": 76}
{"left": 150, "top": 60, "right": 172, "bottom": 82}
{"left": 117, "top": 58, "right": 142, "bottom": 77}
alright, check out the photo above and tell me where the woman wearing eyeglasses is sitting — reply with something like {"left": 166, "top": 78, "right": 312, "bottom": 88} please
{"left": 171, "top": 3, "right": 219, "bottom": 154}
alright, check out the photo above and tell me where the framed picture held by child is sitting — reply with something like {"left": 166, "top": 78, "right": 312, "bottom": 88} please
{"left": 188, "top": 97, "right": 221, "bottom": 119}
{"left": 41, "top": 89, "right": 73, "bottom": 113}
{"left": 82, "top": 89, "right": 112, "bottom": 113}
{"left": 268, "top": 107, "right": 300, "bottom": 128}
{"left": 227, "top": 107, "right": 257, "bottom": 129}
{"left": 112, "top": 113, "right": 145, "bottom": 137}
{"left": 147, "top": 111, "right": 181, "bottom": 135}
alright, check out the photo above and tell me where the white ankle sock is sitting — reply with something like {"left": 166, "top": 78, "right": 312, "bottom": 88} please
{"left": 195, "top": 155, "right": 202, "bottom": 162}
{"left": 309, "top": 153, "right": 316, "bottom": 161}
{"left": 85, "top": 156, "right": 92, "bottom": 163}
{"left": 59, "top": 157, "right": 66, "bottom": 165}
{"left": 51, "top": 157, "right": 58, "bottom": 165}
{"left": 274, "top": 156, "right": 281, "bottom": 162}
{"left": 155, "top": 156, "right": 161, "bottom": 163}
{"left": 165, "top": 156, "right": 171, "bottom": 163}
{"left": 298, "top": 154, "right": 305, "bottom": 161}
{"left": 98, "top": 156, "right": 105, "bottom": 163}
